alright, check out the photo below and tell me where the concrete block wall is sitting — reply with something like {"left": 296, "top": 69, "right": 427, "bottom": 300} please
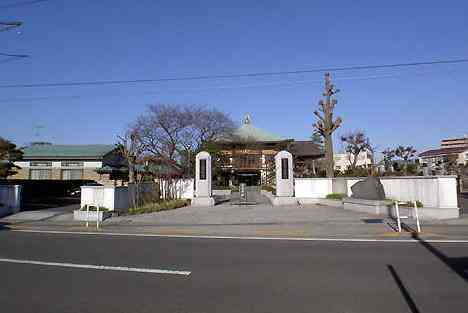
{"left": 295, "top": 176, "right": 459, "bottom": 210}
{"left": 81, "top": 183, "right": 158, "bottom": 211}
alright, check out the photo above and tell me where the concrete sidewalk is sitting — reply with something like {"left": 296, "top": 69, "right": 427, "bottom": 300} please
{"left": 2, "top": 202, "right": 468, "bottom": 241}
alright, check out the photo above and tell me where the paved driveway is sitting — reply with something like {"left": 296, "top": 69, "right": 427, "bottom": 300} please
{"left": 1, "top": 204, "right": 78, "bottom": 222}
{"left": 108, "top": 201, "right": 377, "bottom": 226}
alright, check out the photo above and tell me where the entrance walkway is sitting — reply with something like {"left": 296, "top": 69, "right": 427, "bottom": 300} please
{"left": 107, "top": 202, "right": 377, "bottom": 226}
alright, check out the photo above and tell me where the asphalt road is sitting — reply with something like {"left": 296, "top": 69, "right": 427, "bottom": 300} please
{"left": 0, "top": 231, "right": 467, "bottom": 313}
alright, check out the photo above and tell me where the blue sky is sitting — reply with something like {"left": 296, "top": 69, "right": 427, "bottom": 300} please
{"left": 1, "top": 0, "right": 467, "bottom": 154}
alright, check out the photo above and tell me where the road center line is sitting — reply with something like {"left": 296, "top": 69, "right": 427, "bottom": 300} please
{"left": 0, "top": 257, "right": 191, "bottom": 276}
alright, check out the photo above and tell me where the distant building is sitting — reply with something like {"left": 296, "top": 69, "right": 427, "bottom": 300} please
{"left": 419, "top": 136, "right": 468, "bottom": 176}
{"left": 419, "top": 147, "right": 468, "bottom": 175}
{"left": 11, "top": 143, "right": 124, "bottom": 184}
{"left": 333, "top": 151, "right": 373, "bottom": 172}
{"left": 440, "top": 136, "right": 468, "bottom": 148}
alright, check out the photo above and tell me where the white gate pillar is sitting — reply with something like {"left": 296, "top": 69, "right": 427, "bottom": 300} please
{"left": 191, "top": 151, "right": 215, "bottom": 207}
{"left": 271, "top": 150, "right": 296, "bottom": 206}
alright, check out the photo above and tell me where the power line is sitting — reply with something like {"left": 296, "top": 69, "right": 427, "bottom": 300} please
{"left": 0, "top": 52, "right": 29, "bottom": 58}
{"left": 0, "top": 0, "right": 52, "bottom": 9}
{"left": 0, "top": 58, "right": 467, "bottom": 89}
{"left": 0, "top": 69, "right": 457, "bottom": 103}
{"left": 0, "top": 57, "right": 26, "bottom": 64}
{"left": 0, "top": 21, "right": 23, "bottom": 32}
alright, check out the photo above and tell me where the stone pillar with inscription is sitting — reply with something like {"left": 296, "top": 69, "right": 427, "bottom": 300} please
{"left": 272, "top": 150, "right": 295, "bottom": 205}
{"left": 191, "top": 151, "right": 215, "bottom": 207}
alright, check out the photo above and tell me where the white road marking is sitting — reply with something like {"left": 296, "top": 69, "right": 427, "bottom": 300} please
{"left": 0, "top": 257, "right": 191, "bottom": 276}
{"left": 11, "top": 229, "right": 468, "bottom": 243}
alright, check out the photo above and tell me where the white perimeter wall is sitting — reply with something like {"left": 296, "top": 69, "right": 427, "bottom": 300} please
{"left": 295, "top": 176, "right": 459, "bottom": 209}
{"left": 0, "top": 185, "right": 22, "bottom": 217}
{"left": 160, "top": 179, "right": 194, "bottom": 199}
{"left": 81, "top": 183, "right": 158, "bottom": 211}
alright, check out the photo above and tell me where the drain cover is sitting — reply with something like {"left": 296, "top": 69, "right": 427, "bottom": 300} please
{"left": 362, "top": 218, "right": 384, "bottom": 224}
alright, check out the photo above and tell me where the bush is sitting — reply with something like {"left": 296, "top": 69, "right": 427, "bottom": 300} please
{"left": 261, "top": 185, "right": 276, "bottom": 193}
{"left": 326, "top": 193, "right": 346, "bottom": 200}
{"left": 386, "top": 199, "right": 424, "bottom": 208}
{"left": 80, "top": 205, "right": 109, "bottom": 212}
{"left": 128, "top": 199, "right": 190, "bottom": 215}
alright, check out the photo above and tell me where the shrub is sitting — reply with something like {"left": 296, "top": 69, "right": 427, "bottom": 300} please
{"left": 80, "top": 206, "right": 109, "bottom": 212}
{"left": 386, "top": 199, "right": 424, "bottom": 208}
{"left": 128, "top": 199, "right": 190, "bottom": 215}
{"left": 261, "top": 185, "right": 276, "bottom": 193}
{"left": 326, "top": 193, "right": 345, "bottom": 200}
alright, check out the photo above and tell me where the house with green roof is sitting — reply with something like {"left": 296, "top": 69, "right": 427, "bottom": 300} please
{"left": 215, "top": 114, "right": 323, "bottom": 187}
{"left": 12, "top": 143, "right": 123, "bottom": 183}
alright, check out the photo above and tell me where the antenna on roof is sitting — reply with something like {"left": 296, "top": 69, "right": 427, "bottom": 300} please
{"left": 33, "top": 124, "right": 45, "bottom": 138}
{"left": 243, "top": 114, "right": 252, "bottom": 125}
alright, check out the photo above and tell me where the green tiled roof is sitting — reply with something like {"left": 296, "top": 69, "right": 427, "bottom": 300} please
{"left": 232, "top": 114, "right": 285, "bottom": 142}
{"left": 22, "top": 144, "right": 116, "bottom": 159}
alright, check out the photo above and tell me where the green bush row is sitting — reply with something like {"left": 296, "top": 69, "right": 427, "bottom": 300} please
{"left": 80, "top": 206, "right": 110, "bottom": 212}
{"left": 261, "top": 185, "right": 276, "bottom": 193}
{"left": 128, "top": 199, "right": 190, "bottom": 215}
{"left": 325, "top": 193, "right": 346, "bottom": 200}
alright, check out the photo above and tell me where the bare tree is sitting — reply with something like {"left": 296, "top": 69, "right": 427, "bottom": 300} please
{"left": 117, "top": 129, "right": 145, "bottom": 207}
{"left": 134, "top": 104, "right": 235, "bottom": 198}
{"left": 340, "top": 131, "right": 372, "bottom": 172}
{"left": 136, "top": 104, "right": 234, "bottom": 165}
{"left": 313, "top": 73, "right": 342, "bottom": 178}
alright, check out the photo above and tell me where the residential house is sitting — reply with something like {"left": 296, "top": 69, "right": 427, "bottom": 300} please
{"left": 11, "top": 143, "right": 125, "bottom": 185}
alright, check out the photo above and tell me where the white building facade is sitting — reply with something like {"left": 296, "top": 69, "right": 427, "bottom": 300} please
{"left": 334, "top": 151, "right": 373, "bottom": 172}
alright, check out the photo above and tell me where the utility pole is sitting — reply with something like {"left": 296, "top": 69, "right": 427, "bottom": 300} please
{"left": 313, "top": 73, "right": 342, "bottom": 178}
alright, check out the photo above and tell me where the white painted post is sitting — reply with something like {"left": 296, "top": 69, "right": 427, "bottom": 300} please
{"left": 86, "top": 204, "right": 89, "bottom": 228}
{"left": 96, "top": 205, "right": 100, "bottom": 229}
{"left": 414, "top": 201, "right": 421, "bottom": 233}
{"left": 395, "top": 201, "right": 401, "bottom": 232}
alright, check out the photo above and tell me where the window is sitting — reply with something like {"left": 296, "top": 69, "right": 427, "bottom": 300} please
{"left": 61, "top": 169, "right": 83, "bottom": 180}
{"left": 61, "top": 161, "right": 83, "bottom": 167}
{"left": 30, "top": 169, "right": 51, "bottom": 180}
{"left": 30, "top": 161, "right": 52, "bottom": 167}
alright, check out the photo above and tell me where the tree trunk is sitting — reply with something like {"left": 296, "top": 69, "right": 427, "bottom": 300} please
{"left": 325, "top": 133, "right": 334, "bottom": 178}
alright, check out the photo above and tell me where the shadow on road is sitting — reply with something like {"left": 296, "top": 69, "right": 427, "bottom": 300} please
{"left": 411, "top": 233, "right": 468, "bottom": 283}
{"left": 0, "top": 221, "right": 11, "bottom": 231}
{"left": 387, "top": 265, "right": 421, "bottom": 313}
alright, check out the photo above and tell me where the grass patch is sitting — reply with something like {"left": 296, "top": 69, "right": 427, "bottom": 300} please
{"left": 261, "top": 185, "right": 276, "bottom": 194}
{"left": 385, "top": 199, "right": 424, "bottom": 208}
{"left": 80, "top": 205, "right": 109, "bottom": 212}
{"left": 128, "top": 199, "right": 190, "bottom": 215}
{"left": 326, "top": 193, "right": 345, "bottom": 200}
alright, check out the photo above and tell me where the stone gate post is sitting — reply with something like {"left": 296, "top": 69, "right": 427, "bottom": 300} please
{"left": 191, "top": 151, "right": 215, "bottom": 207}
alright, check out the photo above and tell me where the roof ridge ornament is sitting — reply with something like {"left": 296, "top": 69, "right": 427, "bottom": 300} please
{"left": 243, "top": 114, "right": 252, "bottom": 125}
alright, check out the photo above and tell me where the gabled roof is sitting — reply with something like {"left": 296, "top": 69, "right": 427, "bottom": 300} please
{"left": 22, "top": 144, "right": 116, "bottom": 159}
{"left": 228, "top": 114, "right": 287, "bottom": 142}
{"left": 288, "top": 141, "right": 324, "bottom": 157}
{"left": 419, "top": 146, "right": 468, "bottom": 158}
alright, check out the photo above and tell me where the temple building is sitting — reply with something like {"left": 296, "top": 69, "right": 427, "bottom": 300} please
{"left": 214, "top": 114, "right": 323, "bottom": 187}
